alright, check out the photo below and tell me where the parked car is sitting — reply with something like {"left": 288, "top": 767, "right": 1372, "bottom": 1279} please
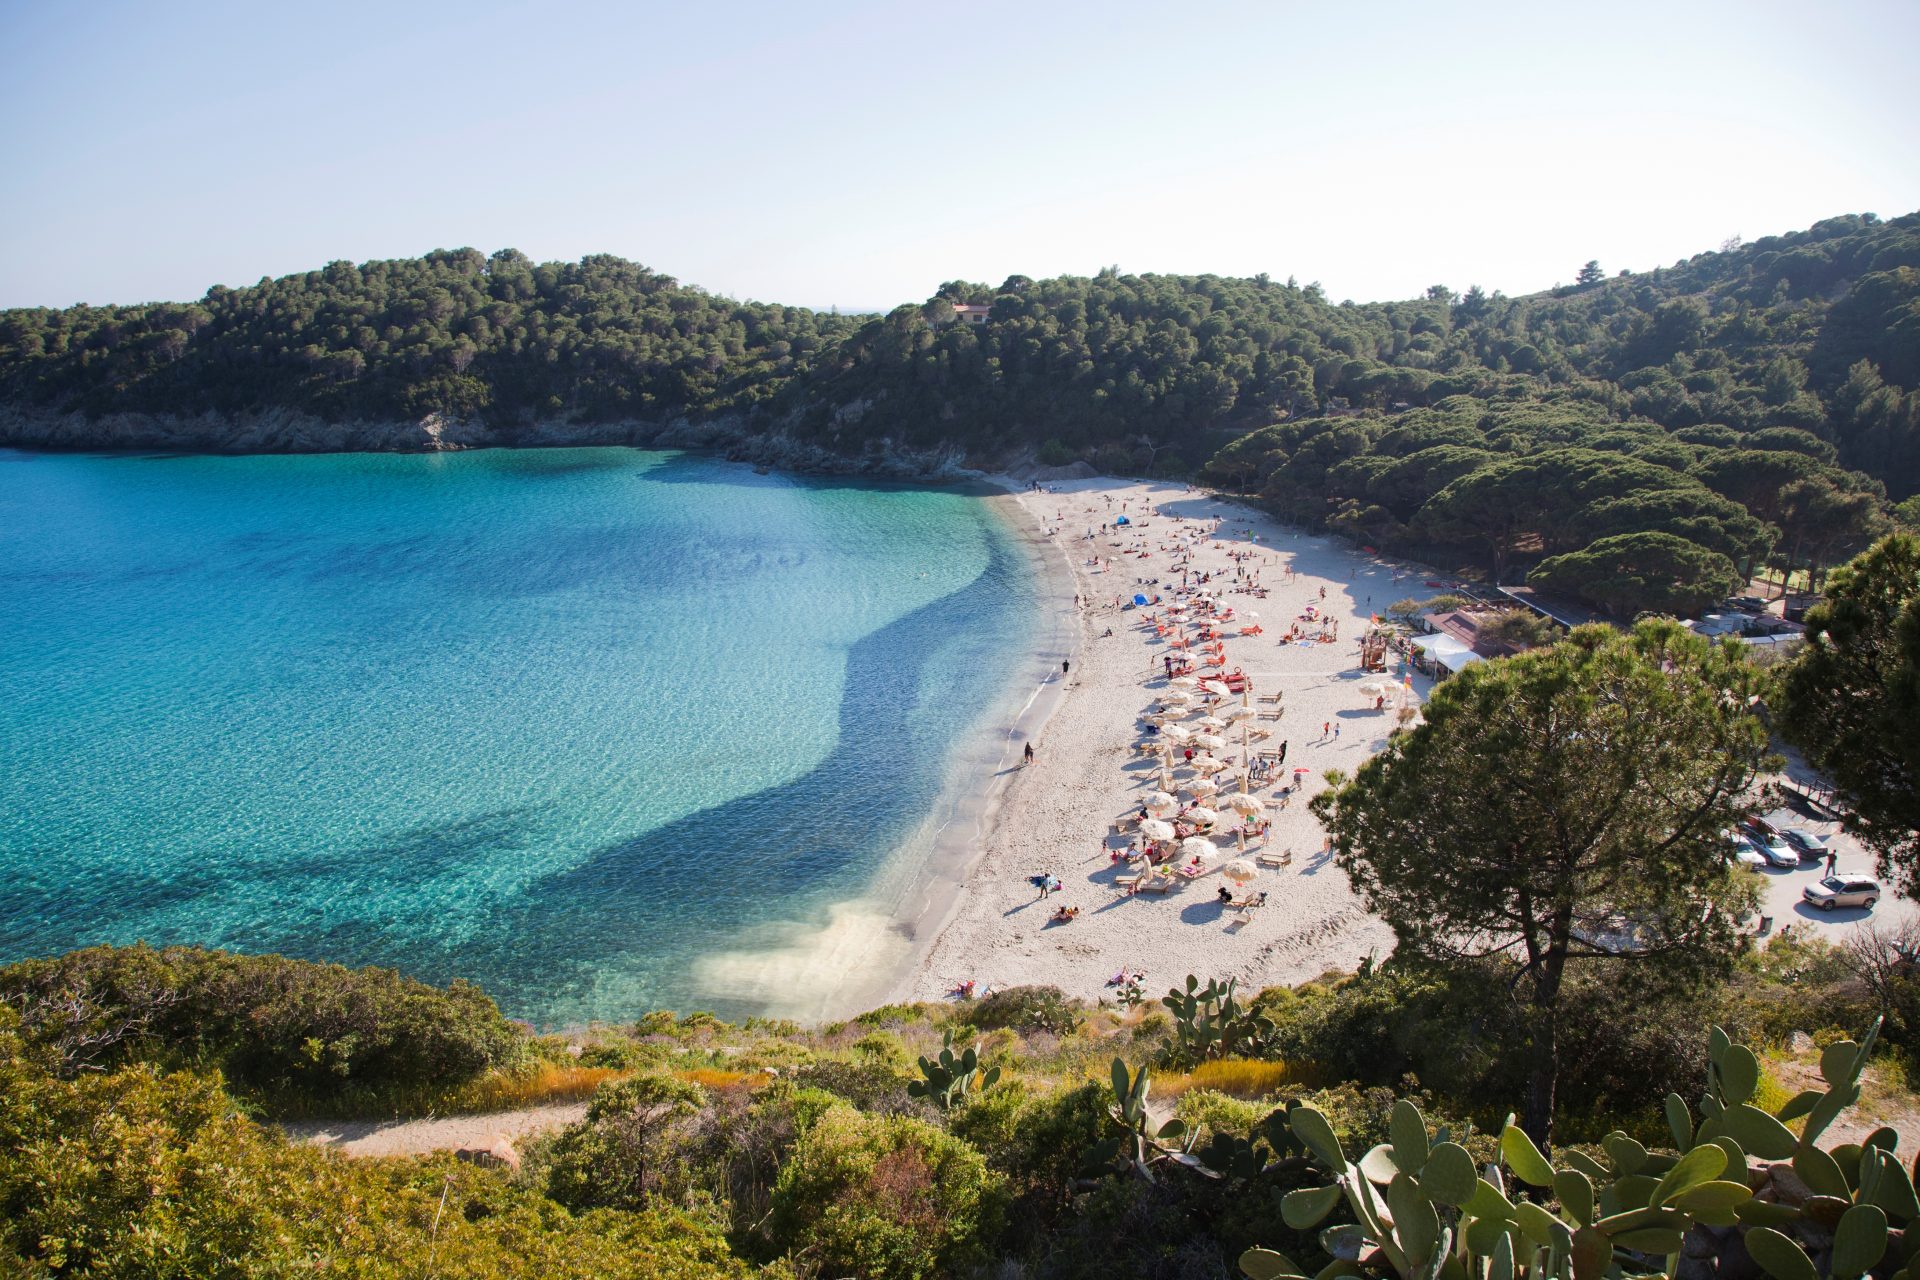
{"left": 1803, "top": 874, "right": 1880, "bottom": 910}
{"left": 1778, "top": 828, "right": 1828, "bottom": 862}
{"left": 1726, "top": 833, "right": 1767, "bottom": 869}
{"left": 1747, "top": 828, "right": 1800, "bottom": 868}
{"left": 1727, "top": 595, "right": 1770, "bottom": 613}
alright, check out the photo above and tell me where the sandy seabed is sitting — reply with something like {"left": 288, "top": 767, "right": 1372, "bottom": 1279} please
{"left": 887, "top": 476, "right": 1452, "bottom": 1008}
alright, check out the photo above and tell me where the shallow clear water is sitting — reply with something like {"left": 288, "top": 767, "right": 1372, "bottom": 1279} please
{"left": 0, "top": 447, "right": 1038, "bottom": 1025}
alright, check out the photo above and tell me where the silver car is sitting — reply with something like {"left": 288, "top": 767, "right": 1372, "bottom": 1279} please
{"left": 1726, "top": 834, "right": 1767, "bottom": 869}
{"left": 1803, "top": 874, "right": 1880, "bottom": 911}
{"left": 1748, "top": 830, "right": 1799, "bottom": 869}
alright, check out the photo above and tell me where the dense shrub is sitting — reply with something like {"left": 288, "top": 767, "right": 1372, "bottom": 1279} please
{"left": 766, "top": 1105, "right": 1007, "bottom": 1279}
{"left": 960, "top": 984, "right": 1083, "bottom": 1036}
{"left": 1254, "top": 957, "right": 1758, "bottom": 1132}
{"left": 0, "top": 1008, "right": 744, "bottom": 1279}
{"left": 788, "top": 1058, "right": 925, "bottom": 1115}
{"left": 0, "top": 944, "right": 522, "bottom": 1110}
{"left": 539, "top": 1074, "right": 711, "bottom": 1212}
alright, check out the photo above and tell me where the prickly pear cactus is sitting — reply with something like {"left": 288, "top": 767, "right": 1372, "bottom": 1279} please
{"left": 1236, "top": 1018, "right": 1906, "bottom": 1280}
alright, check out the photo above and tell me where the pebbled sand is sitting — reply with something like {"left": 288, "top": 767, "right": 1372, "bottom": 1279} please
{"left": 898, "top": 477, "right": 1442, "bottom": 1006}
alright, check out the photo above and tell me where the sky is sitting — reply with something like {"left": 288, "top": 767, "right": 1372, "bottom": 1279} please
{"left": 2, "top": 0, "right": 1917, "bottom": 313}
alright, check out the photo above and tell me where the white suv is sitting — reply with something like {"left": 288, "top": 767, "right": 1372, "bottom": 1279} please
{"left": 1803, "top": 874, "right": 1880, "bottom": 911}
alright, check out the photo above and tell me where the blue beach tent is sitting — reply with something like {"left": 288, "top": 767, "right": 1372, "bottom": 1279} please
{"left": 1133, "top": 593, "right": 1149, "bottom": 605}
{"left": 1115, "top": 515, "right": 1130, "bottom": 525}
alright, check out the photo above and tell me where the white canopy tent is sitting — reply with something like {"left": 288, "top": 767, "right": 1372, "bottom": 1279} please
{"left": 1419, "top": 633, "right": 1482, "bottom": 674}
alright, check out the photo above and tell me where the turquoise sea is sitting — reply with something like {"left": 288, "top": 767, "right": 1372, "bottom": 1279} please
{"left": 0, "top": 447, "right": 1043, "bottom": 1025}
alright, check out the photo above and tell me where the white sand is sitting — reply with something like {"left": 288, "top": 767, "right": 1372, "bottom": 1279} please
{"left": 898, "top": 477, "right": 1445, "bottom": 1005}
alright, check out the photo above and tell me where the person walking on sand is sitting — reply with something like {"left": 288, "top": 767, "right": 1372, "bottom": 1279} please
{"left": 1279, "top": 740, "right": 1288, "bottom": 764}
{"left": 1322, "top": 721, "right": 1331, "bottom": 738}
{"left": 1023, "top": 741, "right": 1035, "bottom": 765}
{"left": 1062, "top": 659, "right": 1071, "bottom": 677}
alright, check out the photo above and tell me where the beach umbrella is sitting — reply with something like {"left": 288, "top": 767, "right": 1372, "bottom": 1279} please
{"left": 1145, "top": 791, "right": 1179, "bottom": 816}
{"left": 1222, "top": 705, "right": 1253, "bottom": 722}
{"left": 1187, "top": 778, "right": 1219, "bottom": 799}
{"left": 1191, "top": 756, "right": 1227, "bottom": 775}
{"left": 1202, "top": 681, "right": 1231, "bottom": 697}
{"left": 1139, "top": 817, "right": 1176, "bottom": 842}
{"left": 1181, "top": 836, "right": 1221, "bottom": 862}
{"left": 1169, "top": 675, "right": 1198, "bottom": 688}
{"left": 1221, "top": 858, "right": 1258, "bottom": 885}
{"left": 1186, "top": 806, "right": 1220, "bottom": 827}
{"left": 1159, "top": 724, "right": 1192, "bottom": 743}
{"left": 1196, "top": 715, "right": 1228, "bottom": 731}
{"left": 1222, "top": 793, "right": 1264, "bottom": 817}
{"left": 1192, "top": 733, "right": 1226, "bottom": 751}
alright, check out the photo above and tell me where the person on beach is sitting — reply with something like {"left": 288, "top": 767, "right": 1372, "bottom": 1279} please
{"left": 1031, "top": 872, "right": 1051, "bottom": 899}
{"left": 1062, "top": 659, "right": 1070, "bottom": 677}
{"left": 1279, "top": 740, "right": 1288, "bottom": 763}
{"left": 1023, "top": 741, "right": 1035, "bottom": 765}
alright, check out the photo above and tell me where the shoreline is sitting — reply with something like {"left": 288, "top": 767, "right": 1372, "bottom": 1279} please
{"left": 865, "top": 484, "right": 1087, "bottom": 1009}
{"left": 686, "top": 479, "right": 1084, "bottom": 1023}
{"left": 898, "top": 476, "right": 1413, "bottom": 1008}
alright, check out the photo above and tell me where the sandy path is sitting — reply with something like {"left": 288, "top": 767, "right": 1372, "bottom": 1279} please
{"left": 281, "top": 1101, "right": 587, "bottom": 1158}
{"left": 901, "top": 477, "right": 1433, "bottom": 1005}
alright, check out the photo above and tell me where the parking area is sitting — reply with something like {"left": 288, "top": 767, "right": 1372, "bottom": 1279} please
{"left": 1749, "top": 804, "right": 1917, "bottom": 944}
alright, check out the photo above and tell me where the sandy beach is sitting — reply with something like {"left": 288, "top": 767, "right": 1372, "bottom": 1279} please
{"left": 897, "top": 477, "right": 1433, "bottom": 1005}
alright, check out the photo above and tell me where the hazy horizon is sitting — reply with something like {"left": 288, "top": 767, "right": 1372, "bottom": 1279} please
{"left": 3, "top": 0, "right": 1916, "bottom": 313}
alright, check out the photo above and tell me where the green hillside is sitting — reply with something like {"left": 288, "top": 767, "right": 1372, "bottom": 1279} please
{"left": 5, "top": 212, "right": 1917, "bottom": 611}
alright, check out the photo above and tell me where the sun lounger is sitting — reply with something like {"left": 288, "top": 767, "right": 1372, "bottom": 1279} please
{"left": 1139, "top": 875, "right": 1175, "bottom": 894}
{"left": 1115, "top": 873, "right": 1144, "bottom": 891}
{"left": 1229, "top": 891, "right": 1270, "bottom": 912}
{"left": 1257, "top": 852, "right": 1291, "bottom": 868}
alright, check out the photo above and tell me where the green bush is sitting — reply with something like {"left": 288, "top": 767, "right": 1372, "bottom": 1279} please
{"left": 789, "top": 1057, "right": 924, "bottom": 1115}
{"left": 850, "top": 1031, "right": 913, "bottom": 1070}
{"left": 961, "top": 984, "right": 1083, "bottom": 1036}
{"left": 0, "top": 1008, "right": 745, "bottom": 1278}
{"left": 766, "top": 1105, "right": 1008, "bottom": 1279}
{"left": 0, "top": 943, "right": 522, "bottom": 1112}
{"left": 540, "top": 1074, "right": 711, "bottom": 1212}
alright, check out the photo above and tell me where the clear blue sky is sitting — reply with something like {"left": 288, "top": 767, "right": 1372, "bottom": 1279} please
{"left": 3, "top": 0, "right": 1916, "bottom": 312}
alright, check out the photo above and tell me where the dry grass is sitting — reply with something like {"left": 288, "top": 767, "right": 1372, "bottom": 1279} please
{"left": 455, "top": 1063, "right": 626, "bottom": 1111}
{"left": 1134, "top": 1057, "right": 1316, "bottom": 1100}
{"left": 678, "top": 1067, "right": 763, "bottom": 1091}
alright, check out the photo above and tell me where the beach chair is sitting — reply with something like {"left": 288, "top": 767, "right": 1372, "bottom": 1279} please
{"left": 1115, "top": 873, "right": 1144, "bottom": 892}
{"left": 1139, "top": 874, "right": 1175, "bottom": 894}
{"left": 1230, "top": 891, "right": 1271, "bottom": 913}
{"left": 1257, "top": 851, "right": 1292, "bottom": 868}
